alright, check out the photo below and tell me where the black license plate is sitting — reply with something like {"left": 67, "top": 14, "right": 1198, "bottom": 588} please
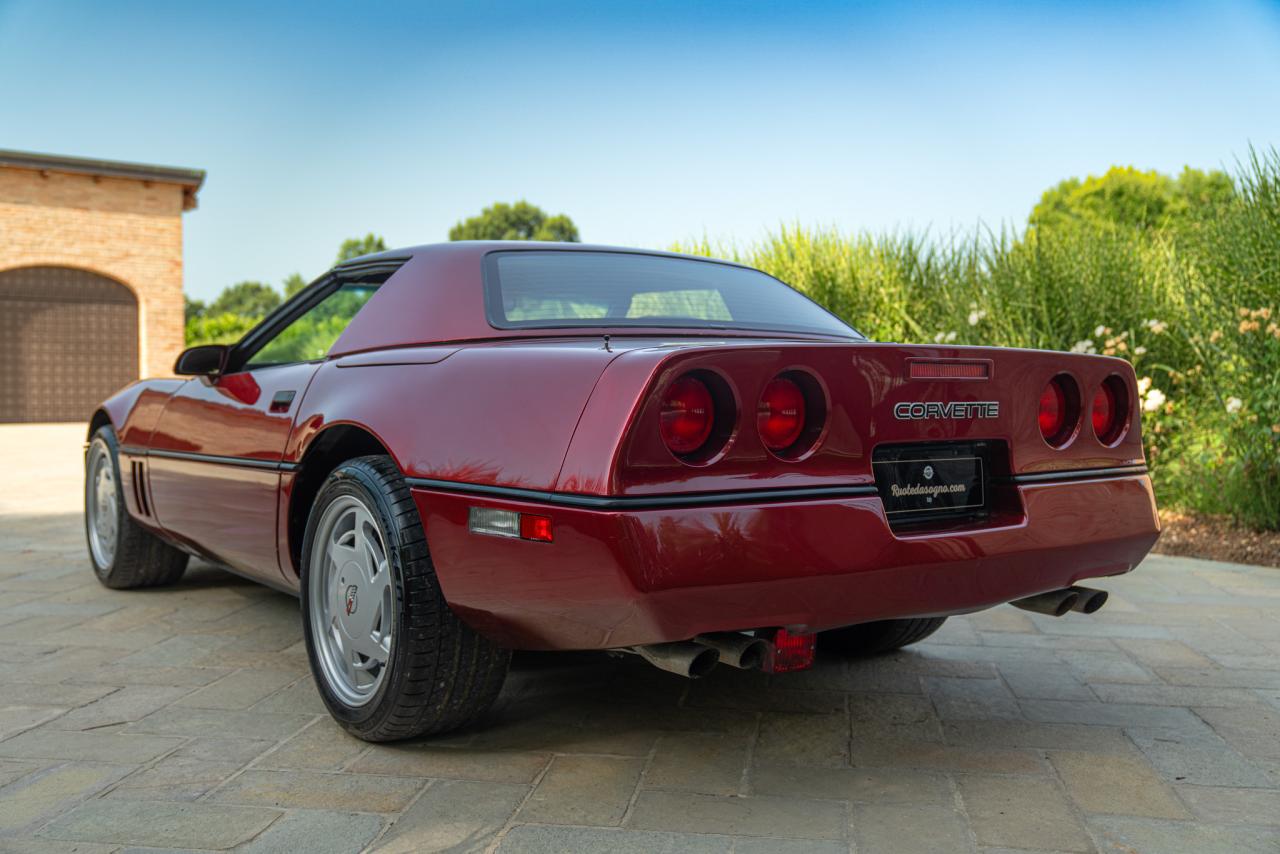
{"left": 872, "top": 450, "right": 986, "bottom": 519}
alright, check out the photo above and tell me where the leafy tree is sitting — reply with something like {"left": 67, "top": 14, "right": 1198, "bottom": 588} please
{"left": 449, "top": 201, "right": 580, "bottom": 242}
{"left": 283, "top": 272, "right": 308, "bottom": 298}
{"left": 336, "top": 233, "right": 388, "bottom": 263}
{"left": 184, "top": 296, "right": 207, "bottom": 323}
{"left": 208, "top": 281, "right": 281, "bottom": 318}
{"left": 1030, "top": 165, "right": 1234, "bottom": 232}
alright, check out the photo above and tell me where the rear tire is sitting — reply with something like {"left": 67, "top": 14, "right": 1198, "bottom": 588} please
{"left": 300, "top": 455, "right": 509, "bottom": 742}
{"left": 85, "top": 427, "right": 188, "bottom": 589}
{"left": 819, "top": 617, "right": 947, "bottom": 656}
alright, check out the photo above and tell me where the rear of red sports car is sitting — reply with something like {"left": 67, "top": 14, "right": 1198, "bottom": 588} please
{"left": 401, "top": 248, "right": 1160, "bottom": 673}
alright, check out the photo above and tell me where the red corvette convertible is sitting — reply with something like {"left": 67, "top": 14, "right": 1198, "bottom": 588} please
{"left": 86, "top": 242, "right": 1159, "bottom": 741}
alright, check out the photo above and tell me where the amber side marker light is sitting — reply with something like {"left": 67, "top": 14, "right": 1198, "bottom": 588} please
{"left": 469, "top": 507, "right": 553, "bottom": 543}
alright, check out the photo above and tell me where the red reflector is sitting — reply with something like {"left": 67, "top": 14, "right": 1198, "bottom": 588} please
{"left": 660, "top": 375, "right": 714, "bottom": 456}
{"left": 757, "top": 377, "right": 806, "bottom": 451}
{"left": 909, "top": 360, "right": 989, "bottom": 380}
{"left": 519, "top": 514, "right": 554, "bottom": 543}
{"left": 768, "top": 628, "right": 816, "bottom": 673}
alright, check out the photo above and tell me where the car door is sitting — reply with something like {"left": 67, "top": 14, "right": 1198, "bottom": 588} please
{"left": 148, "top": 279, "right": 381, "bottom": 583}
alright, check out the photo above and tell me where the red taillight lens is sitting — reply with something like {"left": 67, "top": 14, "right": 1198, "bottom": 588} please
{"left": 758, "top": 377, "right": 806, "bottom": 451}
{"left": 519, "top": 514, "right": 554, "bottom": 543}
{"left": 660, "top": 375, "right": 714, "bottom": 455}
{"left": 1038, "top": 378, "right": 1067, "bottom": 442}
{"left": 1091, "top": 383, "right": 1115, "bottom": 437}
{"left": 767, "top": 628, "right": 816, "bottom": 673}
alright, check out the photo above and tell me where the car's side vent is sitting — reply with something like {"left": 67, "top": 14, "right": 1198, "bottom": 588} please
{"left": 131, "top": 460, "right": 151, "bottom": 517}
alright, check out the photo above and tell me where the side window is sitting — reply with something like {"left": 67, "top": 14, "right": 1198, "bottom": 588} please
{"left": 245, "top": 282, "right": 378, "bottom": 368}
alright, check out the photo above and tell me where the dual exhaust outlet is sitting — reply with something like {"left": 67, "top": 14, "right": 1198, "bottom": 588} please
{"left": 627, "top": 633, "right": 770, "bottom": 679}
{"left": 1011, "top": 585, "right": 1109, "bottom": 617}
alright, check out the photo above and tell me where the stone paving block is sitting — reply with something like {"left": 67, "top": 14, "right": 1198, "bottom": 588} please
{"left": 1056, "top": 649, "right": 1158, "bottom": 684}
{"left": 924, "top": 676, "right": 1023, "bottom": 720}
{"left": 958, "top": 774, "right": 1092, "bottom": 852}
{"left": 643, "top": 732, "right": 750, "bottom": 795}
{"left": 71, "top": 663, "right": 234, "bottom": 688}
{"left": 1113, "top": 637, "right": 1215, "bottom": 668}
{"left": 107, "top": 755, "right": 245, "bottom": 801}
{"left": 1020, "top": 699, "right": 1206, "bottom": 731}
{"left": 1155, "top": 666, "right": 1280, "bottom": 689}
{"left": 249, "top": 677, "right": 328, "bottom": 715}
{"left": 5, "top": 683, "right": 117, "bottom": 708}
{"left": 1090, "top": 682, "right": 1267, "bottom": 708}
{"left": 852, "top": 802, "right": 973, "bottom": 853}
{"left": 173, "top": 669, "right": 301, "bottom": 710}
{"left": 0, "top": 705, "right": 67, "bottom": 739}
{"left": 941, "top": 720, "right": 1135, "bottom": 753}
{"left": 49, "top": 685, "right": 192, "bottom": 730}
{"left": 754, "top": 712, "right": 850, "bottom": 767}
{"left": 627, "top": 790, "right": 848, "bottom": 840}
{"left": 1176, "top": 784, "right": 1280, "bottom": 825}
{"left": 238, "top": 808, "right": 384, "bottom": 854}
{"left": 0, "top": 760, "right": 36, "bottom": 788}
{"left": 254, "top": 717, "right": 368, "bottom": 771}
{"left": 1048, "top": 749, "right": 1190, "bottom": 819}
{"left": 997, "top": 662, "right": 1095, "bottom": 701}
{"left": 1128, "top": 726, "right": 1274, "bottom": 787}
{"left": 350, "top": 745, "right": 550, "bottom": 783}
{"left": 751, "top": 763, "right": 953, "bottom": 804}
{"left": 0, "top": 728, "right": 183, "bottom": 763}
{"left": 210, "top": 768, "right": 423, "bottom": 812}
{"left": 517, "top": 755, "right": 642, "bottom": 826}
{"left": 849, "top": 692, "right": 943, "bottom": 743}
{"left": 37, "top": 798, "right": 281, "bottom": 849}
{"left": 850, "top": 738, "right": 1044, "bottom": 774}
{"left": 1195, "top": 704, "right": 1280, "bottom": 761}
{"left": 0, "top": 762, "right": 132, "bottom": 834}
{"left": 376, "top": 779, "right": 527, "bottom": 853}
{"left": 172, "top": 736, "right": 277, "bottom": 764}
{"left": 125, "top": 706, "right": 314, "bottom": 741}
{"left": 497, "top": 824, "right": 732, "bottom": 854}
{"left": 732, "top": 837, "right": 848, "bottom": 854}
{"left": 1088, "top": 815, "right": 1280, "bottom": 854}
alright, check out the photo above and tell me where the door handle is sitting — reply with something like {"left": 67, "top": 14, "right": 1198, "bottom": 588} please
{"left": 270, "top": 390, "right": 296, "bottom": 413}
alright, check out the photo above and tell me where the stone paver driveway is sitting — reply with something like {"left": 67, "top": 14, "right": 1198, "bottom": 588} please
{"left": 1, "top": 424, "right": 1278, "bottom": 853}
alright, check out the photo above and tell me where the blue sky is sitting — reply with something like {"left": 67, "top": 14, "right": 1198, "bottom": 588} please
{"left": 2, "top": 0, "right": 1279, "bottom": 301}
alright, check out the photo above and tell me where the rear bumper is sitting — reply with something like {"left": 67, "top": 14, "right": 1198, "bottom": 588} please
{"left": 412, "top": 472, "right": 1160, "bottom": 650}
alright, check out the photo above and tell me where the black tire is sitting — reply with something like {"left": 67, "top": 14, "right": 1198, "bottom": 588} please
{"left": 300, "top": 455, "right": 509, "bottom": 742}
{"left": 818, "top": 617, "right": 947, "bottom": 657}
{"left": 85, "top": 426, "right": 188, "bottom": 589}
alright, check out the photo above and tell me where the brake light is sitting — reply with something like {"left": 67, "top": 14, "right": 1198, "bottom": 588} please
{"left": 1038, "top": 375, "right": 1078, "bottom": 447}
{"left": 660, "top": 375, "right": 714, "bottom": 456}
{"left": 757, "top": 377, "right": 806, "bottom": 451}
{"left": 1092, "top": 375, "right": 1129, "bottom": 444}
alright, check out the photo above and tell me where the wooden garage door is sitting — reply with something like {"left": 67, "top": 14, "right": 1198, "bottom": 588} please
{"left": 0, "top": 266, "right": 139, "bottom": 423}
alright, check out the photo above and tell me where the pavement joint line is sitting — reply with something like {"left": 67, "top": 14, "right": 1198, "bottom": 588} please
{"left": 736, "top": 711, "right": 763, "bottom": 797}
{"left": 616, "top": 730, "right": 659, "bottom": 827}
{"left": 481, "top": 757, "right": 550, "bottom": 854}
{"left": 193, "top": 712, "right": 324, "bottom": 802}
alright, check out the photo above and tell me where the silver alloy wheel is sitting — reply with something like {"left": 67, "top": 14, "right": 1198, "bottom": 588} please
{"left": 86, "top": 440, "right": 118, "bottom": 568}
{"left": 309, "top": 493, "right": 395, "bottom": 707}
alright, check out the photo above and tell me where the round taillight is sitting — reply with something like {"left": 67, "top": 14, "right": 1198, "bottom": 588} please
{"left": 757, "top": 377, "right": 807, "bottom": 451}
{"left": 1092, "top": 375, "right": 1129, "bottom": 444}
{"left": 660, "top": 375, "right": 714, "bottom": 455}
{"left": 1038, "top": 375, "right": 1078, "bottom": 447}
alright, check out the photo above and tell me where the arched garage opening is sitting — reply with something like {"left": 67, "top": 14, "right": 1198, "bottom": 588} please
{"left": 0, "top": 266, "right": 139, "bottom": 422}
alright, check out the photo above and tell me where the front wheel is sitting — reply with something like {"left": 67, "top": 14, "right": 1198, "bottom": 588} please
{"left": 85, "top": 426, "right": 188, "bottom": 589}
{"left": 818, "top": 617, "right": 947, "bottom": 657}
{"left": 300, "top": 456, "right": 509, "bottom": 742}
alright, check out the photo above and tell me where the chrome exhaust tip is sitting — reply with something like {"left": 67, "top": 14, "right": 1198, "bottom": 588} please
{"left": 695, "top": 633, "right": 770, "bottom": 671}
{"left": 1066, "top": 586, "right": 1109, "bottom": 614}
{"left": 1011, "top": 589, "right": 1080, "bottom": 617}
{"left": 628, "top": 642, "right": 720, "bottom": 679}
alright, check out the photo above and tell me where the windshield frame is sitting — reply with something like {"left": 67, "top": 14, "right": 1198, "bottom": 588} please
{"left": 481, "top": 249, "right": 864, "bottom": 340}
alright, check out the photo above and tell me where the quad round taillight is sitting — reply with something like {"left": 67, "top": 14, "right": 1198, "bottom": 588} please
{"left": 660, "top": 374, "right": 715, "bottom": 456}
{"left": 1091, "top": 375, "right": 1129, "bottom": 445}
{"left": 1038, "top": 374, "right": 1080, "bottom": 447}
{"left": 758, "top": 377, "right": 806, "bottom": 451}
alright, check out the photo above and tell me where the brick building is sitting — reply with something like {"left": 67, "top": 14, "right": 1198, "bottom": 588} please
{"left": 0, "top": 149, "right": 204, "bottom": 422}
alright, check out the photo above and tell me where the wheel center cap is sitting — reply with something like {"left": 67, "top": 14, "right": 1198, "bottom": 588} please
{"left": 344, "top": 584, "right": 359, "bottom": 617}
